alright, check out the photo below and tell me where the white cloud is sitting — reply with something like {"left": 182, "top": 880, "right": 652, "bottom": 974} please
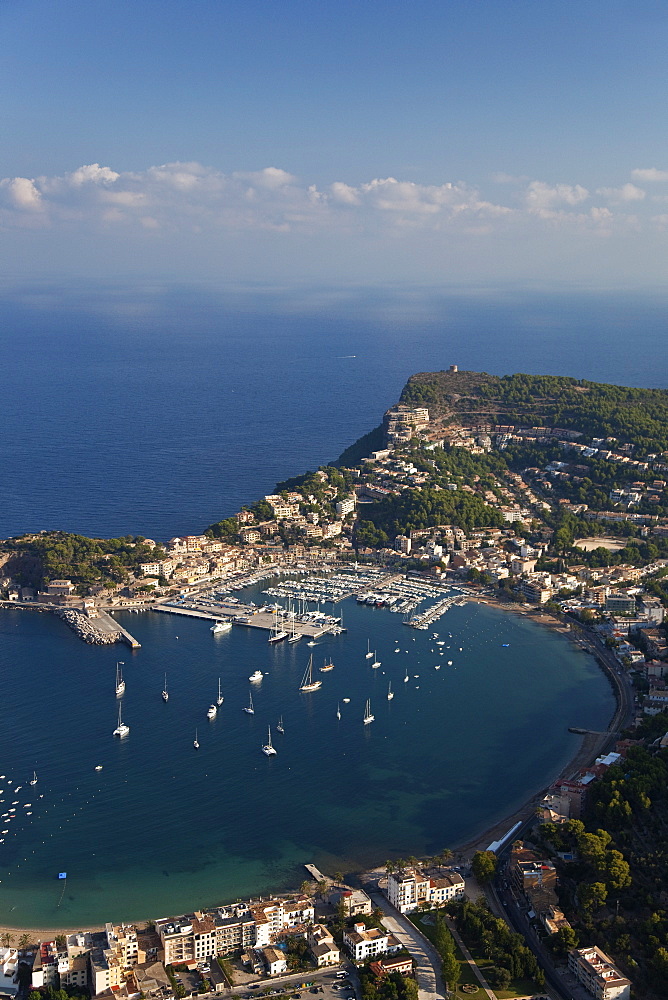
{"left": 631, "top": 167, "right": 668, "bottom": 182}
{"left": 69, "top": 163, "right": 120, "bottom": 186}
{"left": 3, "top": 176, "right": 43, "bottom": 210}
{"left": 525, "top": 181, "right": 589, "bottom": 216}
{"left": 597, "top": 183, "right": 645, "bottom": 202}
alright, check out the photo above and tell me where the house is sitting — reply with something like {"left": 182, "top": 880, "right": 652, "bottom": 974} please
{"left": 342, "top": 923, "right": 402, "bottom": 963}
{"left": 307, "top": 924, "right": 340, "bottom": 967}
{"left": 568, "top": 946, "right": 631, "bottom": 1000}
{"left": 261, "top": 946, "right": 287, "bottom": 976}
{"left": 369, "top": 954, "right": 413, "bottom": 978}
{"left": 328, "top": 887, "right": 373, "bottom": 916}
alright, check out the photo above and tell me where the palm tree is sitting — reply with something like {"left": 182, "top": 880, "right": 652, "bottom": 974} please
{"left": 3, "top": 933, "right": 13, "bottom": 948}
{"left": 300, "top": 880, "right": 312, "bottom": 896}
{"left": 317, "top": 879, "right": 329, "bottom": 898}
{"left": 334, "top": 871, "right": 345, "bottom": 884}
{"left": 18, "top": 933, "right": 30, "bottom": 951}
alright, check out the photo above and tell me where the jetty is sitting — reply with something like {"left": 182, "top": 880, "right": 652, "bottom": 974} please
{"left": 152, "top": 602, "right": 336, "bottom": 640}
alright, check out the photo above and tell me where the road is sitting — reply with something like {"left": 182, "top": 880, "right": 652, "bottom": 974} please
{"left": 369, "top": 890, "right": 445, "bottom": 1000}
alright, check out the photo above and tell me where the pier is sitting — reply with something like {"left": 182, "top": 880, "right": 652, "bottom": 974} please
{"left": 98, "top": 610, "right": 141, "bottom": 648}
{"left": 152, "top": 602, "right": 335, "bottom": 639}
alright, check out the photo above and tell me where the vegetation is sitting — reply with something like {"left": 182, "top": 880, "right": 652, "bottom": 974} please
{"left": 0, "top": 530, "right": 166, "bottom": 594}
{"left": 471, "top": 851, "right": 497, "bottom": 884}
{"left": 450, "top": 898, "right": 544, "bottom": 989}
{"left": 355, "top": 487, "right": 503, "bottom": 548}
{"left": 402, "top": 371, "right": 668, "bottom": 453}
{"left": 534, "top": 740, "right": 668, "bottom": 996}
{"left": 358, "top": 964, "right": 418, "bottom": 1000}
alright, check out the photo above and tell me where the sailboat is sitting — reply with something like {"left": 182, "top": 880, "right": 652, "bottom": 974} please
{"left": 216, "top": 678, "right": 224, "bottom": 706}
{"left": 276, "top": 716, "right": 284, "bottom": 734}
{"left": 287, "top": 611, "right": 301, "bottom": 643}
{"left": 113, "top": 704, "right": 130, "bottom": 738}
{"left": 299, "top": 653, "right": 322, "bottom": 692}
{"left": 268, "top": 608, "right": 288, "bottom": 644}
{"left": 336, "top": 703, "right": 341, "bottom": 720}
{"left": 320, "top": 657, "right": 334, "bottom": 672}
{"left": 243, "top": 690, "right": 255, "bottom": 715}
{"left": 262, "top": 725, "right": 277, "bottom": 756}
{"left": 365, "top": 640, "right": 373, "bottom": 659}
{"left": 371, "top": 651, "right": 381, "bottom": 668}
{"left": 193, "top": 729, "right": 200, "bottom": 749}
{"left": 404, "top": 669, "right": 409, "bottom": 683}
{"left": 29, "top": 771, "right": 37, "bottom": 786}
{"left": 115, "top": 661, "right": 125, "bottom": 697}
{"left": 363, "top": 699, "right": 375, "bottom": 725}
{"left": 387, "top": 682, "right": 394, "bottom": 701}
{"left": 162, "top": 674, "right": 169, "bottom": 702}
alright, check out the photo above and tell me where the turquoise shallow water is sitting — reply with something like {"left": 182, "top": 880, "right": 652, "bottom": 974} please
{"left": 0, "top": 591, "right": 614, "bottom": 928}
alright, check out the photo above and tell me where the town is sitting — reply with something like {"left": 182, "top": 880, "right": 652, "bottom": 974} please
{"left": 2, "top": 368, "right": 668, "bottom": 1000}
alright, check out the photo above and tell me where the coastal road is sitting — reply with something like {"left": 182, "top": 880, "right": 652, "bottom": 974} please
{"left": 368, "top": 890, "right": 445, "bottom": 1000}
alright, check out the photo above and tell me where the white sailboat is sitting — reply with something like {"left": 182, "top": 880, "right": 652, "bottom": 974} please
{"left": 276, "top": 716, "right": 284, "bottom": 734}
{"left": 115, "top": 661, "right": 125, "bottom": 697}
{"left": 216, "top": 678, "right": 224, "bottom": 706}
{"left": 363, "top": 699, "right": 375, "bottom": 724}
{"left": 113, "top": 704, "right": 130, "bottom": 738}
{"left": 320, "top": 657, "right": 334, "bottom": 672}
{"left": 371, "top": 651, "right": 381, "bottom": 668}
{"left": 29, "top": 771, "right": 37, "bottom": 786}
{"left": 162, "top": 674, "right": 169, "bottom": 702}
{"left": 387, "top": 682, "right": 394, "bottom": 701}
{"left": 193, "top": 729, "right": 200, "bottom": 749}
{"left": 299, "top": 653, "right": 322, "bottom": 692}
{"left": 404, "top": 669, "right": 409, "bottom": 683}
{"left": 268, "top": 608, "right": 288, "bottom": 644}
{"left": 262, "top": 725, "right": 277, "bottom": 756}
{"left": 336, "top": 703, "right": 341, "bottom": 720}
{"left": 365, "top": 640, "right": 373, "bottom": 659}
{"left": 243, "top": 690, "right": 255, "bottom": 715}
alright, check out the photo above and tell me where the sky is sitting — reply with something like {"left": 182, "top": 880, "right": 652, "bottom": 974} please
{"left": 2, "top": 0, "right": 668, "bottom": 290}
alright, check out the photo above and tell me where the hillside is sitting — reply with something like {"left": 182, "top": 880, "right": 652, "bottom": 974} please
{"left": 401, "top": 370, "right": 668, "bottom": 453}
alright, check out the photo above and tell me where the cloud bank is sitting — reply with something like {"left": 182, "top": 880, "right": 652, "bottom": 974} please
{"left": 2, "top": 161, "right": 668, "bottom": 286}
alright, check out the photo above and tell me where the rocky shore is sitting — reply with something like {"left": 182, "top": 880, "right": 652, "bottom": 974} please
{"left": 55, "top": 608, "right": 120, "bottom": 644}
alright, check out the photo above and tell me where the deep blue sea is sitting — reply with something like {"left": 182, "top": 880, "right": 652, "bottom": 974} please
{"left": 1, "top": 283, "right": 667, "bottom": 539}
{"left": 0, "top": 282, "right": 664, "bottom": 927}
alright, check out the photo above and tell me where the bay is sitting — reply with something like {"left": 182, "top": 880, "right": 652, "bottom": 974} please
{"left": 0, "top": 589, "right": 613, "bottom": 928}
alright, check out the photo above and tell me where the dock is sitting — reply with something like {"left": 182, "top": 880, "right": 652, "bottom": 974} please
{"left": 152, "top": 602, "right": 336, "bottom": 640}
{"left": 303, "top": 863, "right": 330, "bottom": 883}
{"left": 96, "top": 611, "right": 141, "bottom": 648}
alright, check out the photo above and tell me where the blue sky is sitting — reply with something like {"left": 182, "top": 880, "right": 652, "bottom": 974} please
{"left": 2, "top": 0, "right": 668, "bottom": 288}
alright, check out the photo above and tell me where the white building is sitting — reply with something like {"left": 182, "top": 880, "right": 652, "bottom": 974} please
{"left": 386, "top": 866, "right": 465, "bottom": 913}
{"left": 568, "top": 947, "right": 631, "bottom": 1000}
{"left": 342, "top": 923, "right": 401, "bottom": 963}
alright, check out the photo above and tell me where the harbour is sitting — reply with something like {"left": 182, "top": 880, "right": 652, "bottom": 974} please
{"left": 0, "top": 589, "right": 614, "bottom": 929}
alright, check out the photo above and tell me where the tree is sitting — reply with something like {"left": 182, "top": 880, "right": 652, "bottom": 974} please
{"left": 550, "top": 925, "right": 579, "bottom": 956}
{"left": 486, "top": 966, "right": 511, "bottom": 989}
{"left": 471, "top": 850, "right": 497, "bottom": 883}
{"left": 579, "top": 881, "right": 608, "bottom": 913}
{"left": 18, "top": 933, "right": 30, "bottom": 951}
{"left": 440, "top": 950, "right": 460, "bottom": 991}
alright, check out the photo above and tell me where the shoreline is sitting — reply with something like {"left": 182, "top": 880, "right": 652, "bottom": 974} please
{"left": 0, "top": 594, "right": 623, "bottom": 941}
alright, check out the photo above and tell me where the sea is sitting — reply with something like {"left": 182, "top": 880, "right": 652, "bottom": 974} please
{"left": 0, "top": 282, "right": 664, "bottom": 928}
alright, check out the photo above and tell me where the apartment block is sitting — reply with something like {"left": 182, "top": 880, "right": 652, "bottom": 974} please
{"left": 386, "top": 866, "right": 465, "bottom": 913}
{"left": 342, "top": 923, "right": 402, "bottom": 963}
{"left": 568, "top": 946, "right": 631, "bottom": 1000}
